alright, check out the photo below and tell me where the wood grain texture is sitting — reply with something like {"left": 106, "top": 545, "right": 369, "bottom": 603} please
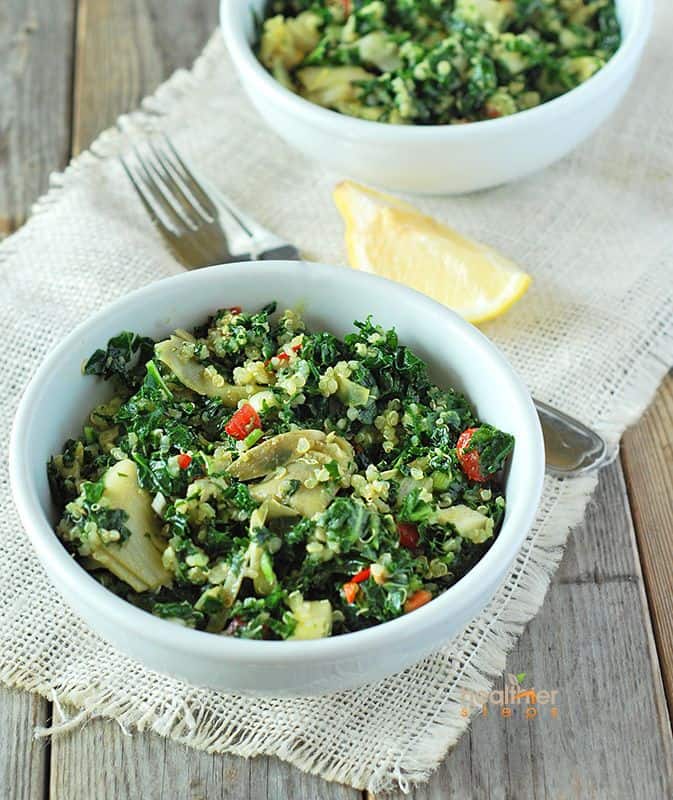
{"left": 372, "top": 463, "right": 673, "bottom": 800}
{"left": 0, "top": 2, "right": 75, "bottom": 796}
{"left": 72, "top": 0, "right": 220, "bottom": 154}
{"left": 0, "top": 688, "right": 50, "bottom": 800}
{"left": 0, "top": 0, "right": 76, "bottom": 233}
{"left": 2, "top": 1, "right": 670, "bottom": 798}
{"left": 49, "top": 719, "right": 361, "bottom": 800}
{"left": 622, "top": 373, "right": 673, "bottom": 710}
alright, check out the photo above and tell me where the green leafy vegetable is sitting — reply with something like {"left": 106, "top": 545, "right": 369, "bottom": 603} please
{"left": 49, "top": 303, "right": 515, "bottom": 639}
{"left": 258, "top": 0, "right": 621, "bottom": 125}
{"left": 464, "top": 424, "right": 515, "bottom": 477}
{"left": 84, "top": 331, "right": 154, "bottom": 390}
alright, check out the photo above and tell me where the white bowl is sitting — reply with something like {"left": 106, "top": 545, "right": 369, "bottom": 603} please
{"left": 10, "top": 261, "right": 544, "bottom": 695}
{"left": 220, "top": 0, "right": 652, "bottom": 195}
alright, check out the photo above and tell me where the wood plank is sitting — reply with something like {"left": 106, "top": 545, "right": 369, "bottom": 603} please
{"left": 49, "top": 717, "right": 360, "bottom": 800}
{"left": 72, "top": 0, "right": 220, "bottom": 155}
{"left": 0, "top": 688, "right": 50, "bottom": 800}
{"left": 261, "top": 759, "right": 360, "bottom": 800}
{"left": 0, "top": 0, "right": 76, "bottom": 234}
{"left": 0, "top": 2, "right": 76, "bottom": 797}
{"left": 47, "top": 717, "right": 250, "bottom": 800}
{"left": 371, "top": 463, "right": 673, "bottom": 800}
{"left": 622, "top": 374, "right": 673, "bottom": 709}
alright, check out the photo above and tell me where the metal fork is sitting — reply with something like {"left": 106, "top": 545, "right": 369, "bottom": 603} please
{"left": 120, "top": 137, "right": 608, "bottom": 478}
{"left": 120, "top": 135, "right": 300, "bottom": 266}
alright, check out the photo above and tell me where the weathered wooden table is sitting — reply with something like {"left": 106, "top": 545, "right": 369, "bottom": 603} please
{"left": 2, "top": 3, "right": 672, "bottom": 798}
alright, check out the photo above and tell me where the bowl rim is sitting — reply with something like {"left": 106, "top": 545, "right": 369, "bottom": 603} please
{"left": 220, "top": 0, "right": 653, "bottom": 142}
{"left": 10, "top": 260, "right": 545, "bottom": 664}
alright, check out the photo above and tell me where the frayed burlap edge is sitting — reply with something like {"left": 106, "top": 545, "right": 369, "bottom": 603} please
{"left": 2, "top": 30, "right": 672, "bottom": 794}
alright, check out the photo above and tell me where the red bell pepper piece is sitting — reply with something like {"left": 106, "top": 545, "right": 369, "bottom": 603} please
{"left": 225, "top": 403, "right": 261, "bottom": 440}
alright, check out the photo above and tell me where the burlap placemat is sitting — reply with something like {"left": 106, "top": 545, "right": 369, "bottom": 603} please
{"left": 1, "top": 7, "right": 672, "bottom": 792}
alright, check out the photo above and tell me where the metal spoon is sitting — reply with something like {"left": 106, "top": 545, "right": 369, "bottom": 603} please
{"left": 535, "top": 399, "right": 608, "bottom": 477}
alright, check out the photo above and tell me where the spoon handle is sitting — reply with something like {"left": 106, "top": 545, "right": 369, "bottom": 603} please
{"left": 534, "top": 399, "right": 608, "bottom": 477}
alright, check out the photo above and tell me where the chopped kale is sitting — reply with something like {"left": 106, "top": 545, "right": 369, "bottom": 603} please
{"left": 152, "top": 601, "right": 205, "bottom": 628}
{"left": 464, "top": 424, "right": 515, "bottom": 477}
{"left": 49, "top": 303, "right": 514, "bottom": 639}
{"left": 84, "top": 331, "right": 154, "bottom": 391}
{"left": 257, "top": 0, "right": 621, "bottom": 125}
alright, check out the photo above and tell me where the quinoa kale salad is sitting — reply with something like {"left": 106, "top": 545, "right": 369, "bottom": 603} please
{"left": 257, "top": 0, "right": 621, "bottom": 124}
{"left": 48, "top": 304, "right": 514, "bottom": 640}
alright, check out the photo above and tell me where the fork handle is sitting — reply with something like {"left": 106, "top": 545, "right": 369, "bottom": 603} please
{"left": 205, "top": 179, "right": 292, "bottom": 256}
{"left": 535, "top": 399, "right": 608, "bottom": 477}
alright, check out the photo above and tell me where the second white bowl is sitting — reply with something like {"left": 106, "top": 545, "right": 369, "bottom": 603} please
{"left": 220, "top": 0, "right": 652, "bottom": 195}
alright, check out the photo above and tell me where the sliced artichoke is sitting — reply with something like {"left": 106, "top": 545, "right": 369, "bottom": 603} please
{"left": 357, "top": 31, "right": 402, "bottom": 72}
{"left": 287, "top": 591, "right": 332, "bottom": 640}
{"left": 245, "top": 502, "right": 278, "bottom": 596}
{"left": 227, "top": 429, "right": 326, "bottom": 481}
{"left": 297, "top": 65, "right": 374, "bottom": 106}
{"left": 230, "top": 430, "right": 355, "bottom": 519}
{"left": 249, "top": 460, "right": 335, "bottom": 518}
{"left": 91, "top": 460, "right": 171, "bottom": 592}
{"left": 433, "top": 504, "right": 495, "bottom": 544}
{"left": 259, "top": 11, "right": 322, "bottom": 72}
{"left": 265, "top": 498, "right": 303, "bottom": 519}
{"left": 155, "top": 336, "right": 258, "bottom": 406}
{"left": 335, "top": 374, "right": 370, "bottom": 407}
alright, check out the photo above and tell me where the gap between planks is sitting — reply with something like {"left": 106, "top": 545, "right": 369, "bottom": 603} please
{"left": 0, "top": 1, "right": 76, "bottom": 797}
{"left": 367, "top": 462, "right": 672, "bottom": 799}
{"left": 622, "top": 372, "right": 673, "bottom": 719}
{"left": 46, "top": 463, "right": 673, "bottom": 800}
{"left": 2, "top": 0, "right": 670, "bottom": 797}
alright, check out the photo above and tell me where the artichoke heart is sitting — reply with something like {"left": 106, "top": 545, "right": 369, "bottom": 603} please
{"left": 433, "top": 504, "right": 495, "bottom": 544}
{"left": 227, "top": 429, "right": 326, "bottom": 481}
{"left": 91, "top": 460, "right": 171, "bottom": 592}
{"left": 287, "top": 591, "right": 332, "bottom": 640}
{"left": 155, "top": 336, "right": 259, "bottom": 406}
{"left": 297, "top": 65, "right": 374, "bottom": 107}
{"left": 245, "top": 502, "right": 278, "bottom": 596}
{"left": 229, "top": 430, "right": 355, "bottom": 519}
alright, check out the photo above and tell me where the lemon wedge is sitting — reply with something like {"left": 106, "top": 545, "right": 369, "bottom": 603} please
{"left": 333, "top": 181, "right": 531, "bottom": 324}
